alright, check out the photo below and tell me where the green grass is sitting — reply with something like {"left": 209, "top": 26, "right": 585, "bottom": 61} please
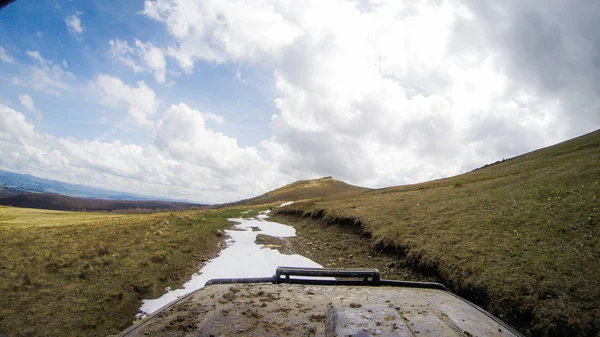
{"left": 239, "top": 176, "right": 369, "bottom": 205}
{"left": 0, "top": 206, "right": 248, "bottom": 337}
{"left": 275, "top": 129, "right": 600, "bottom": 336}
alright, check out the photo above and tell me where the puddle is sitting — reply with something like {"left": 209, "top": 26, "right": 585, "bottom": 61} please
{"left": 137, "top": 202, "right": 323, "bottom": 318}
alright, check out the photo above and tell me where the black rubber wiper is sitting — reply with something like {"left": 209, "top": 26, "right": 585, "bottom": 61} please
{"left": 205, "top": 266, "right": 448, "bottom": 290}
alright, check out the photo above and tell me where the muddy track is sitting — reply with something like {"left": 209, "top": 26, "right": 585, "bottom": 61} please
{"left": 271, "top": 210, "right": 534, "bottom": 336}
{"left": 270, "top": 213, "right": 439, "bottom": 283}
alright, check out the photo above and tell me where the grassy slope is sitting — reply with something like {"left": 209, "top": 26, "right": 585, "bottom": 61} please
{"left": 276, "top": 129, "right": 600, "bottom": 336}
{"left": 0, "top": 206, "right": 248, "bottom": 337}
{"left": 240, "top": 176, "right": 369, "bottom": 205}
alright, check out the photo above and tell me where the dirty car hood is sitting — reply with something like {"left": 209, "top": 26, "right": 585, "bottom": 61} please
{"left": 120, "top": 282, "right": 520, "bottom": 337}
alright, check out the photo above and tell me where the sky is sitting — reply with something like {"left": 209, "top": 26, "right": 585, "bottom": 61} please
{"left": 0, "top": 0, "right": 599, "bottom": 204}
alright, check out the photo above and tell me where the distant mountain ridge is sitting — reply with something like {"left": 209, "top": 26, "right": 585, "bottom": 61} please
{"left": 0, "top": 193, "right": 202, "bottom": 212}
{"left": 0, "top": 186, "right": 28, "bottom": 198}
{"left": 0, "top": 169, "right": 186, "bottom": 202}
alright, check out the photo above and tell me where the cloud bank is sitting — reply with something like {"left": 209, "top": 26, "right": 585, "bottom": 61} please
{"left": 137, "top": 0, "right": 599, "bottom": 188}
{"left": 2, "top": 0, "right": 599, "bottom": 203}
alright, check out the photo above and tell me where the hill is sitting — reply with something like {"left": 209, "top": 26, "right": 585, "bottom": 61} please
{"left": 0, "top": 170, "right": 187, "bottom": 201}
{"left": 238, "top": 176, "right": 370, "bottom": 205}
{"left": 0, "top": 193, "right": 204, "bottom": 212}
{"left": 274, "top": 129, "right": 600, "bottom": 336}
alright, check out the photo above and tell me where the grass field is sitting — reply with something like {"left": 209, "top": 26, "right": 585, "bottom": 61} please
{"left": 0, "top": 206, "right": 247, "bottom": 337}
{"left": 275, "top": 129, "right": 600, "bottom": 336}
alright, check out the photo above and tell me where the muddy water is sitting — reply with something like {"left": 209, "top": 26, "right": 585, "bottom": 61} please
{"left": 137, "top": 205, "right": 324, "bottom": 318}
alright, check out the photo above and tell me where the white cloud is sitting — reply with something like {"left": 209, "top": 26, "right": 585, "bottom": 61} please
{"left": 155, "top": 104, "right": 258, "bottom": 172}
{"left": 0, "top": 101, "right": 286, "bottom": 203}
{"left": 0, "top": 105, "right": 37, "bottom": 143}
{"left": 18, "top": 93, "right": 41, "bottom": 120}
{"left": 0, "top": 46, "right": 14, "bottom": 63}
{"left": 140, "top": 0, "right": 598, "bottom": 189}
{"left": 233, "top": 69, "right": 248, "bottom": 85}
{"left": 204, "top": 112, "right": 224, "bottom": 124}
{"left": 135, "top": 40, "right": 167, "bottom": 83}
{"left": 153, "top": 103, "right": 286, "bottom": 198}
{"left": 14, "top": 50, "right": 74, "bottom": 95}
{"left": 109, "top": 39, "right": 167, "bottom": 83}
{"left": 142, "top": 0, "right": 302, "bottom": 70}
{"left": 26, "top": 50, "right": 44, "bottom": 63}
{"left": 93, "top": 74, "right": 160, "bottom": 128}
{"left": 18, "top": 94, "right": 36, "bottom": 112}
{"left": 66, "top": 12, "right": 84, "bottom": 36}
{"left": 109, "top": 39, "right": 144, "bottom": 73}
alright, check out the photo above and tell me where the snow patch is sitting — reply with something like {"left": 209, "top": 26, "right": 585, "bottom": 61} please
{"left": 256, "top": 209, "right": 271, "bottom": 220}
{"left": 136, "top": 210, "right": 323, "bottom": 318}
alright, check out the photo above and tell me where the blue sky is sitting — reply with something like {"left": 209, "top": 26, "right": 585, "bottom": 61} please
{"left": 1, "top": 0, "right": 599, "bottom": 203}
{"left": 0, "top": 0, "right": 275, "bottom": 146}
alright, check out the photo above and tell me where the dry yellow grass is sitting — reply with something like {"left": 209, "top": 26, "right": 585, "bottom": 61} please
{"left": 0, "top": 206, "right": 248, "bottom": 336}
{"left": 0, "top": 206, "right": 154, "bottom": 227}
